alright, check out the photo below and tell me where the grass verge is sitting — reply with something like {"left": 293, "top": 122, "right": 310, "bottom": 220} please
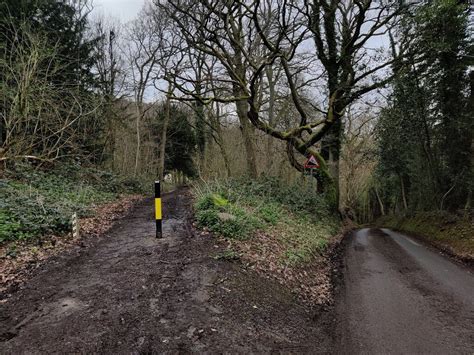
{"left": 377, "top": 211, "right": 474, "bottom": 263}
{"left": 193, "top": 177, "right": 343, "bottom": 305}
{"left": 193, "top": 177, "right": 340, "bottom": 267}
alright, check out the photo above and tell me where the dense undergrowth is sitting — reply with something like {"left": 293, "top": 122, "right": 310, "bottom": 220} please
{"left": 377, "top": 211, "right": 474, "bottom": 261}
{"left": 193, "top": 178, "right": 340, "bottom": 266}
{"left": 0, "top": 163, "right": 146, "bottom": 243}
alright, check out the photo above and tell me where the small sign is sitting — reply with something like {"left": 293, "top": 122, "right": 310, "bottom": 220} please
{"left": 304, "top": 155, "right": 320, "bottom": 169}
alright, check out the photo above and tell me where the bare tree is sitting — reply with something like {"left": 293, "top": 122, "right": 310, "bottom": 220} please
{"left": 339, "top": 106, "right": 377, "bottom": 216}
{"left": 92, "top": 16, "right": 126, "bottom": 102}
{"left": 157, "top": 0, "right": 268, "bottom": 178}
{"left": 159, "top": 0, "right": 410, "bottom": 205}
{"left": 1, "top": 27, "right": 103, "bottom": 163}
{"left": 124, "top": 6, "right": 164, "bottom": 175}
{"left": 91, "top": 15, "right": 127, "bottom": 164}
{"left": 148, "top": 6, "right": 187, "bottom": 182}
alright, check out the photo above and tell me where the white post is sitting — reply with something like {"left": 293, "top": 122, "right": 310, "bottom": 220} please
{"left": 72, "top": 212, "right": 80, "bottom": 238}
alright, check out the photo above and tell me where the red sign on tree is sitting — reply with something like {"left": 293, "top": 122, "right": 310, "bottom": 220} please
{"left": 304, "top": 155, "right": 320, "bottom": 169}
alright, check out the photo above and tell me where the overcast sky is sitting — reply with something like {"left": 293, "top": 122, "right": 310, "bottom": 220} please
{"left": 92, "top": 0, "right": 147, "bottom": 22}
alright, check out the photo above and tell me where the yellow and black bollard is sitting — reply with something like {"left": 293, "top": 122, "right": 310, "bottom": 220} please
{"left": 155, "top": 181, "right": 162, "bottom": 238}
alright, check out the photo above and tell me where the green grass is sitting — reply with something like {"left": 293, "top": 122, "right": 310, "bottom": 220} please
{"left": 0, "top": 163, "right": 145, "bottom": 244}
{"left": 193, "top": 177, "right": 340, "bottom": 265}
{"left": 278, "top": 212, "right": 339, "bottom": 266}
{"left": 195, "top": 199, "right": 263, "bottom": 239}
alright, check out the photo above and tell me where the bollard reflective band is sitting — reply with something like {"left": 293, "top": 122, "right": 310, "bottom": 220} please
{"left": 155, "top": 198, "right": 162, "bottom": 220}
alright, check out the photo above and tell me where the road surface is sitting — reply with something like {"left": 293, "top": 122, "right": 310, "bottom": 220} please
{"left": 335, "top": 228, "right": 474, "bottom": 354}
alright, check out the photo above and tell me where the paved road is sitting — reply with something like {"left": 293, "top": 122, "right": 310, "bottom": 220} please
{"left": 335, "top": 228, "right": 474, "bottom": 354}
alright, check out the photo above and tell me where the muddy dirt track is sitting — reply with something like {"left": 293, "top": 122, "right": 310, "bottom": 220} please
{"left": 2, "top": 190, "right": 474, "bottom": 354}
{"left": 0, "top": 189, "right": 332, "bottom": 353}
{"left": 335, "top": 228, "right": 474, "bottom": 354}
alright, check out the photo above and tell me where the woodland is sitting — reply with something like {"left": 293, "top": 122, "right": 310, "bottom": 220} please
{"left": 0, "top": 0, "right": 473, "bottom": 243}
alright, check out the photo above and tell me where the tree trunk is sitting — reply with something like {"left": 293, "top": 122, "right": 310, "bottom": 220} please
{"left": 220, "top": 137, "right": 231, "bottom": 178}
{"left": 134, "top": 103, "right": 142, "bottom": 176}
{"left": 321, "top": 118, "right": 342, "bottom": 205}
{"left": 464, "top": 71, "right": 474, "bottom": 209}
{"left": 265, "top": 66, "right": 277, "bottom": 172}
{"left": 211, "top": 102, "right": 231, "bottom": 178}
{"left": 230, "top": 37, "right": 258, "bottom": 178}
{"left": 235, "top": 95, "right": 258, "bottom": 178}
{"left": 159, "top": 84, "right": 172, "bottom": 183}
{"left": 400, "top": 175, "right": 408, "bottom": 210}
